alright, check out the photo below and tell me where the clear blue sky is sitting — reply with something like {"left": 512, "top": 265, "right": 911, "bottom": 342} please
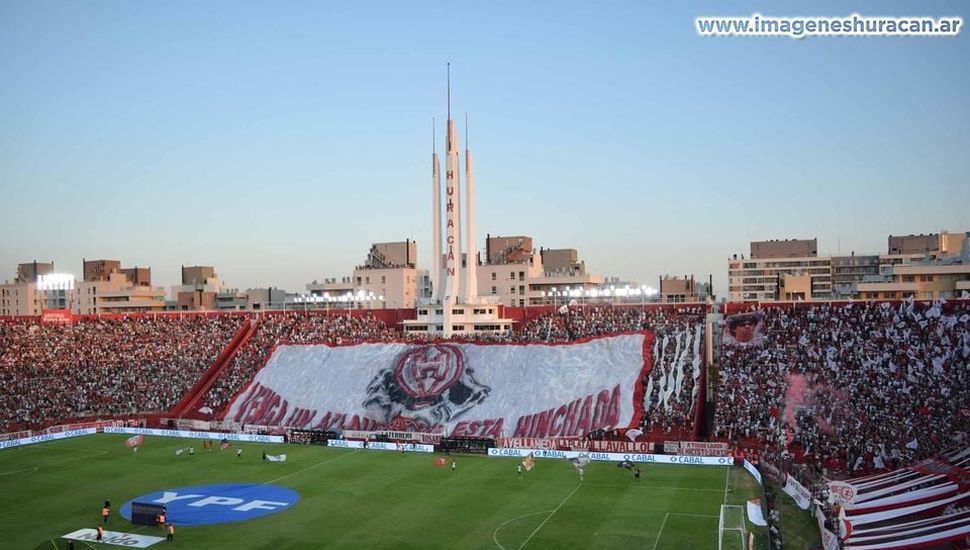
{"left": 2, "top": 1, "right": 968, "bottom": 295}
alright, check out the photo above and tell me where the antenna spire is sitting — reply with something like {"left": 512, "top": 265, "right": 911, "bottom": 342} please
{"left": 465, "top": 113, "right": 469, "bottom": 148}
{"left": 432, "top": 117, "right": 436, "bottom": 151}
{"left": 447, "top": 62, "right": 451, "bottom": 120}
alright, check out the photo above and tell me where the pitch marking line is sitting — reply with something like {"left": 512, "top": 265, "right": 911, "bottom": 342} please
{"left": 723, "top": 466, "right": 731, "bottom": 504}
{"left": 651, "top": 513, "right": 670, "bottom": 550}
{"left": 493, "top": 510, "right": 555, "bottom": 550}
{"left": 610, "top": 484, "right": 724, "bottom": 493}
{"left": 0, "top": 466, "right": 38, "bottom": 477}
{"left": 518, "top": 481, "right": 583, "bottom": 549}
{"left": 0, "top": 450, "right": 108, "bottom": 482}
{"left": 261, "top": 449, "right": 360, "bottom": 485}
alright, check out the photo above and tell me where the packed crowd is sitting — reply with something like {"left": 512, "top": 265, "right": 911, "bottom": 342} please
{"left": 2, "top": 306, "right": 711, "bottom": 434}
{"left": 0, "top": 315, "right": 243, "bottom": 431}
{"left": 202, "top": 313, "right": 398, "bottom": 412}
{"left": 715, "top": 299, "right": 970, "bottom": 473}
{"left": 518, "top": 306, "right": 707, "bottom": 435}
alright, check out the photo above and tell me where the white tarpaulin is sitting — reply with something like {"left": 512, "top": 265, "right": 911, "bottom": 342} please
{"left": 226, "top": 334, "right": 651, "bottom": 438}
{"left": 264, "top": 453, "right": 287, "bottom": 462}
{"left": 747, "top": 499, "right": 768, "bottom": 527}
{"left": 63, "top": 528, "right": 164, "bottom": 548}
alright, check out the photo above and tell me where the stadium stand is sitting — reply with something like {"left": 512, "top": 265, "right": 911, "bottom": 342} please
{"left": 0, "top": 314, "right": 244, "bottom": 431}
{"left": 715, "top": 299, "right": 970, "bottom": 472}
{"left": 202, "top": 312, "right": 398, "bottom": 413}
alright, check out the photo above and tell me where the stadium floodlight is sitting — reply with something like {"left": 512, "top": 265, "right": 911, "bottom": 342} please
{"left": 37, "top": 273, "right": 75, "bottom": 291}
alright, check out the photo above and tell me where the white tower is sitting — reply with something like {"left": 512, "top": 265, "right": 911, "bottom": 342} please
{"left": 442, "top": 64, "right": 462, "bottom": 307}
{"left": 461, "top": 115, "right": 478, "bottom": 302}
{"left": 431, "top": 121, "right": 442, "bottom": 301}
{"left": 405, "top": 64, "right": 514, "bottom": 338}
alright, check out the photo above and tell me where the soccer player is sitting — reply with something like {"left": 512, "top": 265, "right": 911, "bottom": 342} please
{"left": 517, "top": 464, "right": 522, "bottom": 479}
{"left": 167, "top": 523, "right": 175, "bottom": 542}
{"left": 634, "top": 468, "right": 641, "bottom": 481}
{"left": 102, "top": 504, "right": 110, "bottom": 524}
{"left": 188, "top": 446, "right": 194, "bottom": 457}
{"left": 237, "top": 447, "right": 242, "bottom": 459}
{"left": 451, "top": 460, "right": 456, "bottom": 472}
{"left": 97, "top": 524, "right": 104, "bottom": 543}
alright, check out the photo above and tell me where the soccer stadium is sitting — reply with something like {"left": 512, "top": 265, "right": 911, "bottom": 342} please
{"left": 2, "top": 3, "right": 970, "bottom": 550}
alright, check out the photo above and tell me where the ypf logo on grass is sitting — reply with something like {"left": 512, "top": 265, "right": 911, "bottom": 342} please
{"left": 120, "top": 483, "right": 299, "bottom": 526}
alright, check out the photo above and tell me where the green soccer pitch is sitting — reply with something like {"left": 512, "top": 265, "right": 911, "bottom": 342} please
{"left": 0, "top": 435, "right": 766, "bottom": 549}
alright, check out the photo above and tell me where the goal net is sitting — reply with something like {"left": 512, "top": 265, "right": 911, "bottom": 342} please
{"left": 718, "top": 504, "right": 747, "bottom": 550}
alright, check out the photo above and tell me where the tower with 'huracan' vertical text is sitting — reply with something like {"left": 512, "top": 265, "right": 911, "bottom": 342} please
{"left": 405, "top": 64, "right": 512, "bottom": 338}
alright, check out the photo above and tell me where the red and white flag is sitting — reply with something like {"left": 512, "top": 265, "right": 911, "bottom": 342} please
{"left": 124, "top": 435, "right": 144, "bottom": 449}
{"left": 838, "top": 507, "right": 853, "bottom": 541}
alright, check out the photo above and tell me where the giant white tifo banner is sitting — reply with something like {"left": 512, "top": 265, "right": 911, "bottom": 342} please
{"left": 225, "top": 334, "right": 652, "bottom": 438}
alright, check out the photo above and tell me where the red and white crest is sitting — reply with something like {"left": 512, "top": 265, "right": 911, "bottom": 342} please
{"left": 393, "top": 344, "right": 465, "bottom": 406}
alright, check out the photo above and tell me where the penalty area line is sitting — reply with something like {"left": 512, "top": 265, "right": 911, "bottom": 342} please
{"left": 261, "top": 449, "right": 361, "bottom": 485}
{"left": 651, "top": 513, "right": 669, "bottom": 550}
{"left": 723, "top": 466, "right": 731, "bottom": 504}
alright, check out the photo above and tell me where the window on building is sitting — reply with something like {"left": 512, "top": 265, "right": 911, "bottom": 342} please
{"left": 491, "top": 286, "right": 497, "bottom": 295}
{"left": 519, "top": 271, "right": 525, "bottom": 281}
{"left": 519, "top": 285, "right": 525, "bottom": 294}
{"left": 381, "top": 276, "right": 386, "bottom": 284}
{"left": 491, "top": 272, "right": 496, "bottom": 281}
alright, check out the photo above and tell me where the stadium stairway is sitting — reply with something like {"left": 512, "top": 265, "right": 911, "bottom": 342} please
{"left": 168, "top": 317, "right": 256, "bottom": 419}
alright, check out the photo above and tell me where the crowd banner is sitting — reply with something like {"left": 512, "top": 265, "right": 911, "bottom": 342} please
{"left": 497, "top": 437, "right": 585, "bottom": 450}
{"left": 0, "top": 427, "right": 97, "bottom": 450}
{"left": 743, "top": 459, "right": 763, "bottom": 486}
{"left": 589, "top": 440, "right": 656, "bottom": 453}
{"left": 819, "top": 526, "right": 840, "bottom": 550}
{"left": 679, "top": 441, "right": 730, "bottom": 456}
{"left": 486, "top": 447, "right": 732, "bottom": 466}
{"left": 815, "top": 505, "right": 841, "bottom": 550}
{"left": 664, "top": 441, "right": 681, "bottom": 454}
{"left": 783, "top": 474, "right": 813, "bottom": 510}
{"left": 226, "top": 335, "right": 652, "bottom": 437}
{"left": 342, "top": 430, "right": 422, "bottom": 442}
{"left": 327, "top": 440, "right": 434, "bottom": 453}
{"left": 103, "top": 426, "right": 284, "bottom": 443}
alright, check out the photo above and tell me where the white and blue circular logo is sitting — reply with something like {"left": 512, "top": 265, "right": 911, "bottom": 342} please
{"left": 120, "top": 483, "right": 299, "bottom": 526}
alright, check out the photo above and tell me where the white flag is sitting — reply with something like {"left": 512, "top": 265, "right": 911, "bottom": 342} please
{"left": 264, "top": 453, "right": 287, "bottom": 462}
